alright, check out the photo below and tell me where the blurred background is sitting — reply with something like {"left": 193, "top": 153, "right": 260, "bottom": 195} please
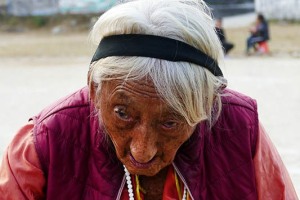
{"left": 0, "top": 0, "right": 299, "bottom": 196}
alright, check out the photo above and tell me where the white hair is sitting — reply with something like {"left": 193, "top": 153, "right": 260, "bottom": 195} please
{"left": 89, "top": 0, "right": 226, "bottom": 126}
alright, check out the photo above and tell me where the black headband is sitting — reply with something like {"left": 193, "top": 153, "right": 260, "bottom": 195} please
{"left": 91, "top": 34, "right": 223, "bottom": 77}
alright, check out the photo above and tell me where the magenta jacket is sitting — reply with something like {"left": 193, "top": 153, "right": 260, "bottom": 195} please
{"left": 33, "top": 87, "right": 258, "bottom": 200}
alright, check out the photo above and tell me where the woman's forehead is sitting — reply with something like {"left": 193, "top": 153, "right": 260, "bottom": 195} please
{"left": 100, "top": 79, "right": 180, "bottom": 115}
{"left": 102, "top": 79, "right": 159, "bottom": 99}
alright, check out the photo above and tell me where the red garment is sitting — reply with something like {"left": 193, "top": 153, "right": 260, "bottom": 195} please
{"left": 121, "top": 165, "right": 187, "bottom": 200}
{"left": 30, "top": 88, "right": 259, "bottom": 199}
{"left": 0, "top": 122, "right": 298, "bottom": 199}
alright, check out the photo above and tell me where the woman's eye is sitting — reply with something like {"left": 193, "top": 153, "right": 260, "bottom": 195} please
{"left": 162, "top": 121, "right": 178, "bottom": 129}
{"left": 114, "top": 106, "right": 130, "bottom": 120}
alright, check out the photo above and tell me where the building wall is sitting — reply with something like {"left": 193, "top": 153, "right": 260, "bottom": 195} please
{"left": 59, "top": 0, "right": 116, "bottom": 14}
{"left": 7, "top": 0, "right": 59, "bottom": 16}
{"left": 7, "top": 0, "right": 117, "bottom": 16}
{"left": 0, "top": 0, "right": 6, "bottom": 6}
{"left": 255, "top": 0, "right": 300, "bottom": 20}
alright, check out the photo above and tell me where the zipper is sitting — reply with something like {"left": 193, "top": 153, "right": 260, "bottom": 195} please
{"left": 116, "top": 175, "right": 126, "bottom": 200}
{"left": 173, "top": 163, "right": 195, "bottom": 200}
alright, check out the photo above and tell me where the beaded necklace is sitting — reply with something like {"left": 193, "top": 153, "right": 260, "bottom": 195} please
{"left": 123, "top": 165, "right": 188, "bottom": 200}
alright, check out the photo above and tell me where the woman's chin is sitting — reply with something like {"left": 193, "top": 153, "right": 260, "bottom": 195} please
{"left": 124, "top": 162, "right": 162, "bottom": 176}
{"left": 130, "top": 167, "right": 160, "bottom": 176}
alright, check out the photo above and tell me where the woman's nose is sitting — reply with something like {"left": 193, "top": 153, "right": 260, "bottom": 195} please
{"left": 129, "top": 125, "right": 157, "bottom": 163}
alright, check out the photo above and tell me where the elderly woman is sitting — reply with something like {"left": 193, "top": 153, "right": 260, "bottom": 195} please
{"left": 0, "top": 0, "right": 297, "bottom": 199}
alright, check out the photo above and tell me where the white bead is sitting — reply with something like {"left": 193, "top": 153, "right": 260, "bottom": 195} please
{"left": 182, "top": 185, "right": 187, "bottom": 200}
{"left": 123, "top": 165, "right": 135, "bottom": 200}
{"left": 123, "top": 164, "right": 189, "bottom": 200}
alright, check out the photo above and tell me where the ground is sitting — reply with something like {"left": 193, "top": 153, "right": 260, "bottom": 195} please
{"left": 0, "top": 17, "right": 299, "bottom": 196}
{"left": 0, "top": 19, "right": 299, "bottom": 58}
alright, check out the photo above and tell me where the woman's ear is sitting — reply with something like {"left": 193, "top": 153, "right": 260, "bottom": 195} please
{"left": 89, "top": 81, "right": 97, "bottom": 104}
{"left": 87, "top": 62, "right": 96, "bottom": 99}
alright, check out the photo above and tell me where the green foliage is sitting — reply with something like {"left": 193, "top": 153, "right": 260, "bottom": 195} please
{"left": 0, "top": 16, "right": 49, "bottom": 29}
{"left": 31, "top": 16, "right": 48, "bottom": 28}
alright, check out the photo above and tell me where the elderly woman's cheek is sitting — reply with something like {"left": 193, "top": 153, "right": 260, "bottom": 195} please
{"left": 107, "top": 130, "right": 130, "bottom": 157}
{"left": 162, "top": 135, "right": 187, "bottom": 154}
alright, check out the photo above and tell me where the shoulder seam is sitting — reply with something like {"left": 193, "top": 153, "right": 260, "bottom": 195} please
{"left": 36, "top": 103, "right": 90, "bottom": 124}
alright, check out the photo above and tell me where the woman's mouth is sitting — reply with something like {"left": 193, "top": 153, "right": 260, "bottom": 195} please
{"left": 129, "top": 153, "right": 155, "bottom": 169}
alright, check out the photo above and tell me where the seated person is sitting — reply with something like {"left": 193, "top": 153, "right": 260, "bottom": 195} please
{"left": 246, "top": 13, "right": 270, "bottom": 54}
{"left": 215, "top": 18, "right": 234, "bottom": 55}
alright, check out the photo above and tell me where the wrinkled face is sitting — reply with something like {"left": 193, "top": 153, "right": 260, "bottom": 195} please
{"left": 97, "top": 78, "right": 196, "bottom": 176}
